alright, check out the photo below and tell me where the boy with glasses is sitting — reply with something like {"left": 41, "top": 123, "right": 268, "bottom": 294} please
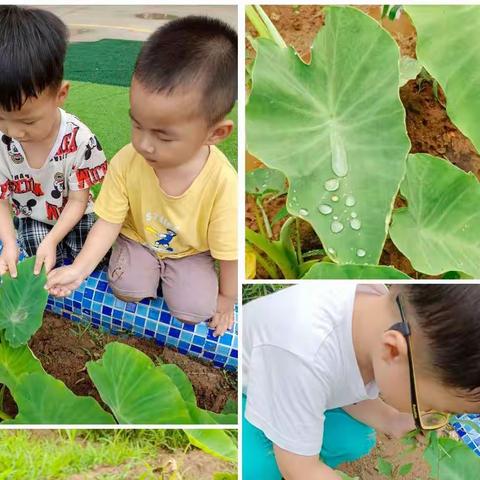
{"left": 242, "top": 283, "right": 480, "bottom": 479}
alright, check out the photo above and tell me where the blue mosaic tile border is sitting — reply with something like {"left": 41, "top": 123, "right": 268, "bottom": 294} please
{"left": 0, "top": 242, "right": 238, "bottom": 371}
{"left": 451, "top": 414, "right": 480, "bottom": 457}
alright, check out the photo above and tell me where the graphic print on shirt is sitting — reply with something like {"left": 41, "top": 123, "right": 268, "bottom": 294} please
{"left": 51, "top": 172, "right": 65, "bottom": 199}
{"left": 9, "top": 173, "right": 45, "bottom": 197}
{"left": 146, "top": 225, "right": 177, "bottom": 253}
{"left": 2, "top": 135, "right": 24, "bottom": 164}
{"left": 11, "top": 198, "right": 36, "bottom": 217}
{"left": 45, "top": 196, "right": 68, "bottom": 222}
{"left": 52, "top": 124, "right": 79, "bottom": 162}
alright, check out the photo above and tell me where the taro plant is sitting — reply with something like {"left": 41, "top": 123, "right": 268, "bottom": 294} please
{"left": 0, "top": 257, "right": 237, "bottom": 425}
{"left": 246, "top": 5, "right": 480, "bottom": 279}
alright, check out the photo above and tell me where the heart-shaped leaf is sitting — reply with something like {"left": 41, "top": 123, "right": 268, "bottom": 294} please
{"left": 0, "top": 257, "right": 48, "bottom": 347}
{"left": 185, "top": 429, "right": 238, "bottom": 463}
{"left": 390, "top": 154, "right": 480, "bottom": 277}
{"left": 247, "top": 6, "right": 410, "bottom": 264}
{"left": 8, "top": 372, "right": 115, "bottom": 424}
{"left": 405, "top": 6, "right": 480, "bottom": 153}
{"left": 87, "top": 342, "right": 192, "bottom": 424}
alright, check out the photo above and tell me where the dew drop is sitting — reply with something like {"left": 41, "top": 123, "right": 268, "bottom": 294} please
{"left": 299, "top": 208, "right": 309, "bottom": 216}
{"left": 350, "top": 212, "right": 358, "bottom": 218}
{"left": 324, "top": 178, "right": 339, "bottom": 192}
{"left": 333, "top": 215, "right": 338, "bottom": 220}
{"left": 345, "top": 195, "right": 356, "bottom": 207}
{"left": 331, "top": 220, "right": 344, "bottom": 233}
{"left": 318, "top": 204, "right": 332, "bottom": 215}
{"left": 328, "top": 247, "right": 336, "bottom": 256}
{"left": 350, "top": 218, "right": 361, "bottom": 230}
{"left": 356, "top": 248, "right": 366, "bottom": 258}
{"left": 330, "top": 128, "right": 348, "bottom": 177}
{"left": 331, "top": 195, "right": 339, "bottom": 202}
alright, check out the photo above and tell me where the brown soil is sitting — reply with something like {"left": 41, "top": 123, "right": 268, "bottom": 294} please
{"left": 67, "top": 450, "right": 234, "bottom": 480}
{"left": 246, "top": 5, "right": 480, "bottom": 279}
{"left": 4, "top": 312, "right": 237, "bottom": 418}
{"left": 339, "top": 433, "right": 430, "bottom": 480}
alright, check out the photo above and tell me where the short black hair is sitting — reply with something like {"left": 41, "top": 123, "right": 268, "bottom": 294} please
{"left": 0, "top": 6, "right": 68, "bottom": 111}
{"left": 134, "top": 15, "right": 237, "bottom": 125}
{"left": 402, "top": 285, "right": 480, "bottom": 401}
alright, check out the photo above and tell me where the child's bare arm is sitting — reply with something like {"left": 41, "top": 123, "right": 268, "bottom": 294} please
{"left": 209, "top": 259, "right": 237, "bottom": 337}
{"left": 46, "top": 218, "right": 122, "bottom": 296}
{"left": 274, "top": 445, "right": 342, "bottom": 480}
{"left": 34, "top": 188, "right": 90, "bottom": 274}
{"left": 344, "top": 398, "right": 415, "bottom": 438}
{"left": 0, "top": 199, "right": 18, "bottom": 277}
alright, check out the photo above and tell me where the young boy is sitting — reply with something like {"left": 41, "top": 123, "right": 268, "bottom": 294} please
{"left": 0, "top": 6, "right": 107, "bottom": 277}
{"left": 46, "top": 16, "right": 238, "bottom": 337}
{"left": 243, "top": 283, "right": 480, "bottom": 479}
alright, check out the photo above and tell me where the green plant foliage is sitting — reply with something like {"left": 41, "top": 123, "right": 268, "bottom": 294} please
{"left": 423, "top": 433, "right": 480, "bottom": 479}
{"left": 377, "top": 457, "right": 394, "bottom": 477}
{"left": 390, "top": 154, "right": 480, "bottom": 277}
{"left": 246, "top": 167, "right": 287, "bottom": 197}
{"left": 399, "top": 57, "right": 422, "bottom": 86}
{"left": 0, "top": 338, "right": 44, "bottom": 390}
{"left": 213, "top": 474, "right": 237, "bottom": 480}
{"left": 8, "top": 372, "right": 115, "bottom": 424}
{"left": 405, "top": 6, "right": 480, "bottom": 153}
{"left": 185, "top": 429, "right": 238, "bottom": 463}
{"left": 247, "top": 5, "right": 410, "bottom": 265}
{"left": 398, "top": 462, "right": 413, "bottom": 476}
{"left": 303, "top": 263, "right": 410, "bottom": 279}
{"left": 0, "top": 257, "right": 49, "bottom": 347}
{"left": 86, "top": 342, "right": 192, "bottom": 424}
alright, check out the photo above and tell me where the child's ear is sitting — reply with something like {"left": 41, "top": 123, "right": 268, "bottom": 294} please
{"left": 380, "top": 330, "right": 408, "bottom": 366}
{"left": 56, "top": 81, "right": 70, "bottom": 107}
{"left": 205, "top": 119, "right": 234, "bottom": 145}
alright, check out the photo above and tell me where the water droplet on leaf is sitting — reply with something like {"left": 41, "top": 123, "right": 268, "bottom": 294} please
{"left": 330, "top": 129, "right": 348, "bottom": 177}
{"left": 299, "top": 208, "right": 309, "bottom": 216}
{"left": 324, "top": 178, "right": 339, "bottom": 192}
{"left": 331, "top": 195, "right": 339, "bottom": 202}
{"left": 345, "top": 195, "right": 356, "bottom": 207}
{"left": 331, "top": 220, "right": 344, "bottom": 233}
{"left": 328, "top": 247, "right": 336, "bottom": 256}
{"left": 350, "top": 212, "right": 358, "bottom": 218}
{"left": 318, "top": 204, "right": 332, "bottom": 215}
{"left": 356, "top": 248, "right": 366, "bottom": 258}
{"left": 350, "top": 218, "right": 361, "bottom": 230}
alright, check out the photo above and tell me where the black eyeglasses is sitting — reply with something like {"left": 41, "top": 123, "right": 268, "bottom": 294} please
{"left": 388, "top": 296, "right": 449, "bottom": 431}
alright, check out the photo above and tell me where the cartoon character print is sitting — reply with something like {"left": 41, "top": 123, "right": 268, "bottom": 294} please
{"left": 11, "top": 198, "right": 36, "bottom": 217}
{"left": 146, "top": 226, "right": 177, "bottom": 253}
{"left": 2, "top": 135, "right": 24, "bottom": 164}
{"left": 51, "top": 172, "right": 65, "bottom": 199}
{"left": 84, "top": 135, "right": 103, "bottom": 161}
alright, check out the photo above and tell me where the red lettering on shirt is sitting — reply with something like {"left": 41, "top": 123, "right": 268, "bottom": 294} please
{"left": 0, "top": 180, "right": 10, "bottom": 200}
{"left": 10, "top": 177, "right": 44, "bottom": 197}
{"left": 55, "top": 126, "right": 80, "bottom": 157}
{"left": 75, "top": 160, "right": 108, "bottom": 189}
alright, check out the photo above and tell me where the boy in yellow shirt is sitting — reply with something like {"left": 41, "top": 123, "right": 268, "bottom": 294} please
{"left": 46, "top": 16, "right": 238, "bottom": 337}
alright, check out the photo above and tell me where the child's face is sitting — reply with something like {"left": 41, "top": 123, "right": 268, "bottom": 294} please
{"left": 129, "top": 77, "right": 231, "bottom": 168}
{"left": 373, "top": 308, "right": 480, "bottom": 418}
{"left": 0, "top": 84, "right": 69, "bottom": 143}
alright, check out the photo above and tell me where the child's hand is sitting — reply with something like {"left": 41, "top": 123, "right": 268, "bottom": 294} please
{"left": 0, "top": 243, "right": 19, "bottom": 278}
{"left": 46, "top": 265, "right": 85, "bottom": 297}
{"left": 209, "top": 294, "right": 235, "bottom": 337}
{"left": 35, "top": 237, "right": 58, "bottom": 275}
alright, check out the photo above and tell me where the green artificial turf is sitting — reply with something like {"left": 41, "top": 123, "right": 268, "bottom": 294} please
{"left": 64, "top": 39, "right": 237, "bottom": 175}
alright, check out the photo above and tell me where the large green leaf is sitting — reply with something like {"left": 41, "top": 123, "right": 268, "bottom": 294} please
{"left": 187, "top": 404, "right": 237, "bottom": 425}
{"left": 405, "top": 6, "right": 480, "bottom": 153}
{"left": 247, "top": 6, "right": 410, "bottom": 265}
{"left": 245, "top": 167, "right": 287, "bottom": 197}
{"left": 424, "top": 435, "right": 480, "bottom": 479}
{"left": 0, "top": 257, "right": 48, "bottom": 347}
{"left": 0, "top": 340, "right": 44, "bottom": 390}
{"left": 87, "top": 342, "right": 192, "bottom": 424}
{"left": 303, "top": 263, "right": 410, "bottom": 279}
{"left": 8, "top": 372, "right": 115, "bottom": 424}
{"left": 185, "top": 429, "right": 238, "bottom": 463}
{"left": 390, "top": 154, "right": 480, "bottom": 277}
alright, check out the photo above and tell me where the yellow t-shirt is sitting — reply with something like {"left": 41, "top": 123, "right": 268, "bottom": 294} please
{"left": 94, "top": 144, "right": 237, "bottom": 260}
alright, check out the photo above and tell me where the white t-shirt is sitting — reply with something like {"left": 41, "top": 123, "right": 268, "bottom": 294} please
{"left": 0, "top": 109, "right": 107, "bottom": 225}
{"left": 243, "top": 282, "right": 386, "bottom": 456}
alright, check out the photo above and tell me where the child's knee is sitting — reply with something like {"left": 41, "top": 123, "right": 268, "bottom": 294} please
{"left": 164, "top": 290, "right": 217, "bottom": 324}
